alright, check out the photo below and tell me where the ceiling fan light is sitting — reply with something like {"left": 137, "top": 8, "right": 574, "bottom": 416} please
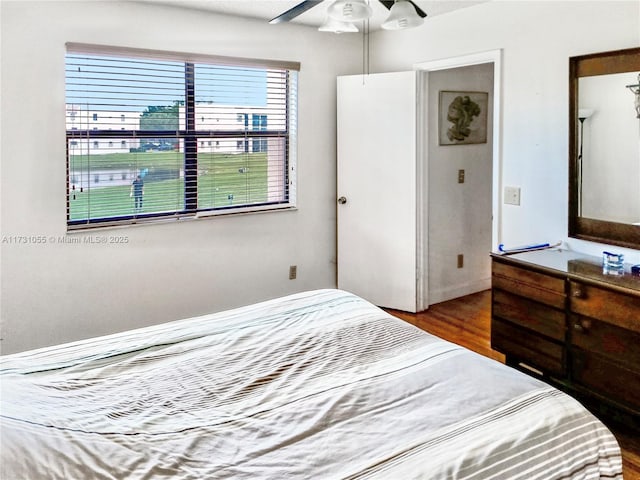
{"left": 319, "top": 16, "right": 359, "bottom": 33}
{"left": 381, "top": 0, "right": 424, "bottom": 30}
{"left": 327, "top": 0, "right": 372, "bottom": 22}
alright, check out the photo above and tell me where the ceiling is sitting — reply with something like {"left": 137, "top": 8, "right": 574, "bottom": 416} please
{"left": 133, "top": 0, "right": 488, "bottom": 30}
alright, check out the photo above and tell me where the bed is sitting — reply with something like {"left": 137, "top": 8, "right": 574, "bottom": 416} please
{"left": 0, "top": 289, "right": 622, "bottom": 479}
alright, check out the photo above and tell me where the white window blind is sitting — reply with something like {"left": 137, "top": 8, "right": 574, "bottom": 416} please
{"left": 65, "top": 44, "right": 299, "bottom": 228}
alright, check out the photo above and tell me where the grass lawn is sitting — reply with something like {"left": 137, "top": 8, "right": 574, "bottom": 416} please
{"left": 69, "top": 151, "right": 184, "bottom": 172}
{"left": 69, "top": 151, "right": 273, "bottom": 221}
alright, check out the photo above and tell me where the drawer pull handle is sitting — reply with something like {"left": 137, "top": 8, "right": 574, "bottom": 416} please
{"left": 572, "top": 286, "right": 584, "bottom": 298}
{"left": 573, "top": 319, "right": 591, "bottom": 333}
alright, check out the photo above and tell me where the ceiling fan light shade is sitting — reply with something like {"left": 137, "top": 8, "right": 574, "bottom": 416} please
{"left": 327, "top": 0, "right": 373, "bottom": 22}
{"left": 318, "top": 16, "right": 359, "bottom": 33}
{"left": 381, "top": 0, "right": 424, "bottom": 30}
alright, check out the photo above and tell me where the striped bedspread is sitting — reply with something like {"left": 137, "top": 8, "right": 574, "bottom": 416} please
{"left": 1, "top": 289, "right": 622, "bottom": 479}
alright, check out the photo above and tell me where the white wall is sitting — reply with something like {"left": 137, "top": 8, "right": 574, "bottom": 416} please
{"left": 0, "top": 0, "right": 361, "bottom": 354}
{"left": 370, "top": 0, "right": 640, "bottom": 264}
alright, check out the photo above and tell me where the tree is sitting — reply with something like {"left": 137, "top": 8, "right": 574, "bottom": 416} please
{"left": 139, "top": 104, "right": 179, "bottom": 131}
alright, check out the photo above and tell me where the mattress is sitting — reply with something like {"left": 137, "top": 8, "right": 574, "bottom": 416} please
{"left": 0, "top": 289, "right": 622, "bottom": 479}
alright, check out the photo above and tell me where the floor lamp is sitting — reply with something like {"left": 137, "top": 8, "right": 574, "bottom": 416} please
{"left": 578, "top": 108, "right": 594, "bottom": 216}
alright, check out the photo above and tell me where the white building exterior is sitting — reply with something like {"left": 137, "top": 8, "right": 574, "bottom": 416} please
{"left": 65, "top": 103, "right": 281, "bottom": 156}
{"left": 66, "top": 105, "right": 141, "bottom": 155}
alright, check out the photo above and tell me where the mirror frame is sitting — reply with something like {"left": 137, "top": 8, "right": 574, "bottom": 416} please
{"left": 568, "top": 46, "right": 640, "bottom": 250}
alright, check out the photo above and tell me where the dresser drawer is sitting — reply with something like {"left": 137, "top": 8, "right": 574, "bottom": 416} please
{"left": 571, "top": 315, "right": 640, "bottom": 372}
{"left": 492, "top": 318, "right": 565, "bottom": 377}
{"left": 492, "top": 261, "right": 565, "bottom": 309}
{"left": 493, "top": 290, "right": 566, "bottom": 341}
{"left": 572, "top": 348, "right": 640, "bottom": 412}
{"left": 570, "top": 281, "right": 640, "bottom": 332}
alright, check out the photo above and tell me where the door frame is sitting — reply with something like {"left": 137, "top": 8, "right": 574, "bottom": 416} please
{"left": 414, "top": 50, "right": 503, "bottom": 306}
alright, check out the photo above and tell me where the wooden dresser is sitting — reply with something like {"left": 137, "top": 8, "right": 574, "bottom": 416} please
{"left": 491, "top": 249, "right": 640, "bottom": 422}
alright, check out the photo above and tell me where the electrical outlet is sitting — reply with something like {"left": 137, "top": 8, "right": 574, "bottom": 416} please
{"left": 457, "top": 254, "right": 464, "bottom": 268}
{"left": 289, "top": 265, "right": 297, "bottom": 280}
{"left": 458, "top": 169, "right": 465, "bottom": 184}
{"left": 504, "top": 186, "right": 521, "bottom": 206}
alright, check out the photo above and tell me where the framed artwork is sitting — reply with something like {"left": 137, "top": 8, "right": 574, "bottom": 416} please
{"left": 439, "top": 91, "right": 488, "bottom": 145}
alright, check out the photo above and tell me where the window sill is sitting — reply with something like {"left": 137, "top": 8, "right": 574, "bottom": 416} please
{"left": 66, "top": 204, "right": 298, "bottom": 233}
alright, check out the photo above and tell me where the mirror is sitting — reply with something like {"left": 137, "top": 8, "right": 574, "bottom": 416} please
{"left": 569, "top": 47, "right": 640, "bottom": 249}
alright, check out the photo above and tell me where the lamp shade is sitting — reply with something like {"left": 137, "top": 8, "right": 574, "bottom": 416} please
{"left": 381, "top": 0, "right": 424, "bottom": 30}
{"left": 318, "top": 16, "right": 359, "bottom": 33}
{"left": 578, "top": 108, "right": 594, "bottom": 120}
{"left": 327, "top": 0, "right": 372, "bottom": 22}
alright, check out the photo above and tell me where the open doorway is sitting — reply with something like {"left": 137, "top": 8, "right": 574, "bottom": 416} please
{"left": 415, "top": 51, "right": 502, "bottom": 306}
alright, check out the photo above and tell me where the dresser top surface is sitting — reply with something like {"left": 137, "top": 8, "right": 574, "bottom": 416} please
{"left": 491, "top": 248, "right": 640, "bottom": 293}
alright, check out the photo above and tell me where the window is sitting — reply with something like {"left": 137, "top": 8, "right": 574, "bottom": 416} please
{"left": 65, "top": 43, "right": 299, "bottom": 228}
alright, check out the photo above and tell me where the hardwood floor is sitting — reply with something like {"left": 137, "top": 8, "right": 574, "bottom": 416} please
{"left": 386, "top": 289, "right": 640, "bottom": 480}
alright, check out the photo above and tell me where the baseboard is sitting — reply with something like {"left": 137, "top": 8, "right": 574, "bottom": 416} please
{"left": 428, "top": 277, "right": 491, "bottom": 306}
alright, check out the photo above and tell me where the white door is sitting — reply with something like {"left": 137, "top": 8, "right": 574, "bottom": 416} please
{"left": 336, "top": 72, "right": 420, "bottom": 312}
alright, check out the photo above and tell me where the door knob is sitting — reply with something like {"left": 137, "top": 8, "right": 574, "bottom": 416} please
{"left": 337, "top": 196, "right": 347, "bottom": 205}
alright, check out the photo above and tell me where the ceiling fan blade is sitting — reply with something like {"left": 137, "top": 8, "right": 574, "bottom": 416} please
{"left": 379, "top": 0, "right": 427, "bottom": 18}
{"left": 269, "top": 0, "right": 324, "bottom": 24}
